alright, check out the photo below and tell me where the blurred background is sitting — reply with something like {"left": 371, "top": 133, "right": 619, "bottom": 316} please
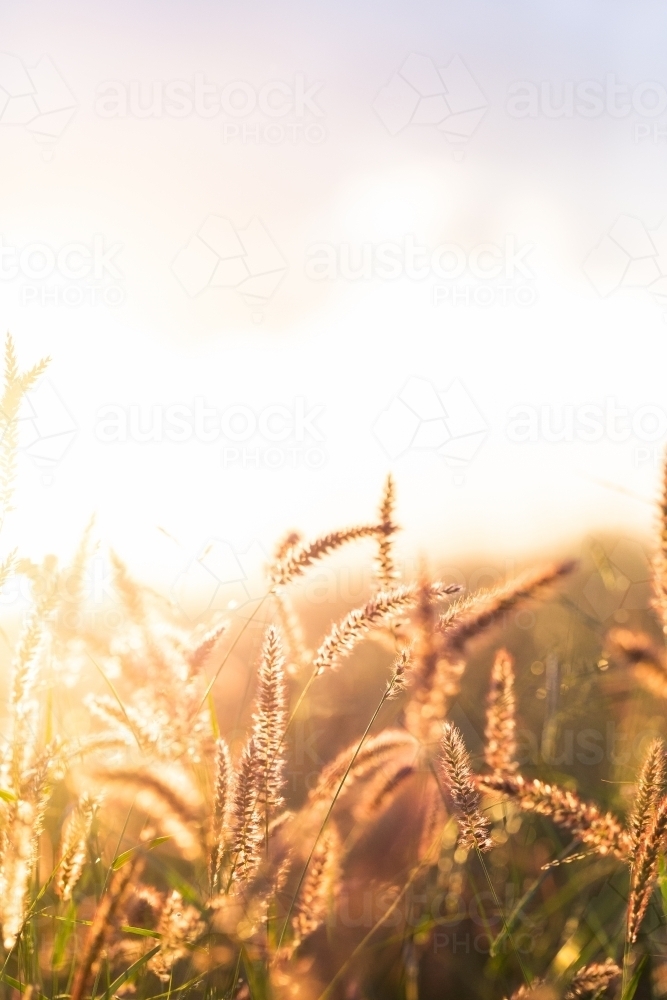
{"left": 1, "top": 0, "right": 666, "bottom": 602}
{"left": 3, "top": 7, "right": 667, "bottom": 993}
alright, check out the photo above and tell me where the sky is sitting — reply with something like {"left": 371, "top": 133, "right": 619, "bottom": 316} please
{"left": 2, "top": 0, "right": 667, "bottom": 606}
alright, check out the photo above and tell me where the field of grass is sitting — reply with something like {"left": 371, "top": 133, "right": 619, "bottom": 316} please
{"left": 2, "top": 336, "right": 667, "bottom": 1000}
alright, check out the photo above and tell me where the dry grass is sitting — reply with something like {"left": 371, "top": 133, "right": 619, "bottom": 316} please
{"left": 3, "top": 336, "right": 667, "bottom": 998}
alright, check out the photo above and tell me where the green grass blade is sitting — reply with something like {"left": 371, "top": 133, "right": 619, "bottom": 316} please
{"left": 100, "top": 943, "right": 162, "bottom": 1000}
{"left": 621, "top": 955, "right": 647, "bottom": 1000}
{"left": 111, "top": 836, "right": 171, "bottom": 870}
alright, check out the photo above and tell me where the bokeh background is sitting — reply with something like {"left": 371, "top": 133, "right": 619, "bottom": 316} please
{"left": 3, "top": 7, "right": 667, "bottom": 994}
{"left": 1, "top": 0, "right": 666, "bottom": 602}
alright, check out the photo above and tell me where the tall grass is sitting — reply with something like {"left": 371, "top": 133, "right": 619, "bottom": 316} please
{"left": 2, "top": 337, "right": 667, "bottom": 998}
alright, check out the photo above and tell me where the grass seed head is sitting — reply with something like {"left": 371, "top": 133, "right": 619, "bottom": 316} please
{"left": 438, "top": 723, "right": 492, "bottom": 853}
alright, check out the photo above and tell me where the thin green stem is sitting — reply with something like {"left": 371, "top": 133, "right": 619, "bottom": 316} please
{"left": 475, "top": 845, "right": 531, "bottom": 987}
{"left": 86, "top": 652, "right": 142, "bottom": 751}
{"left": 275, "top": 673, "right": 399, "bottom": 953}
{"left": 621, "top": 932, "right": 631, "bottom": 996}
{"left": 427, "top": 758, "right": 531, "bottom": 987}
{"left": 195, "top": 593, "right": 272, "bottom": 715}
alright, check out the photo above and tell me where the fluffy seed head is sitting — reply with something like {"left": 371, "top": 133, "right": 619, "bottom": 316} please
{"left": 478, "top": 773, "right": 630, "bottom": 859}
{"left": 251, "top": 625, "right": 288, "bottom": 825}
{"left": 627, "top": 794, "right": 667, "bottom": 943}
{"left": 306, "top": 730, "right": 418, "bottom": 813}
{"left": 209, "top": 738, "right": 231, "bottom": 888}
{"left": 313, "top": 582, "right": 459, "bottom": 675}
{"left": 386, "top": 647, "right": 412, "bottom": 698}
{"left": 187, "top": 621, "right": 228, "bottom": 674}
{"left": 566, "top": 960, "right": 621, "bottom": 998}
{"left": 148, "top": 890, "right": 205, "bottom": 982}
{"left": 628, "top": 737, "right": 666, "bottom": 864}
{"left": 290, "top": 827, "right": 340, "bottom": 952}
{"left": 56, "top": 793, "right": 97, "bottom": 902}
{"left": 438, "top": 724, "right": 491, "bottom": 853}
{"left": 439, "top": 560, "right": 576, "bottom": 656}
{"left": 271, "top": 524, "right": 382, "bottom": 586}
{"left": 229, "top": 738, "right": 263, "bottom": 886}
{"left": 375, "top": 474, "right": 399, "bottom": 591}
{"left": 484, "top": 648, "right": 518, "bottom": 774}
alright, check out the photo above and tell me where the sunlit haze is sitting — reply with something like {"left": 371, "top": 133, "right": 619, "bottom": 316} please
{"left": 3, "top": 0, "right": 666, "bottom": 588}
